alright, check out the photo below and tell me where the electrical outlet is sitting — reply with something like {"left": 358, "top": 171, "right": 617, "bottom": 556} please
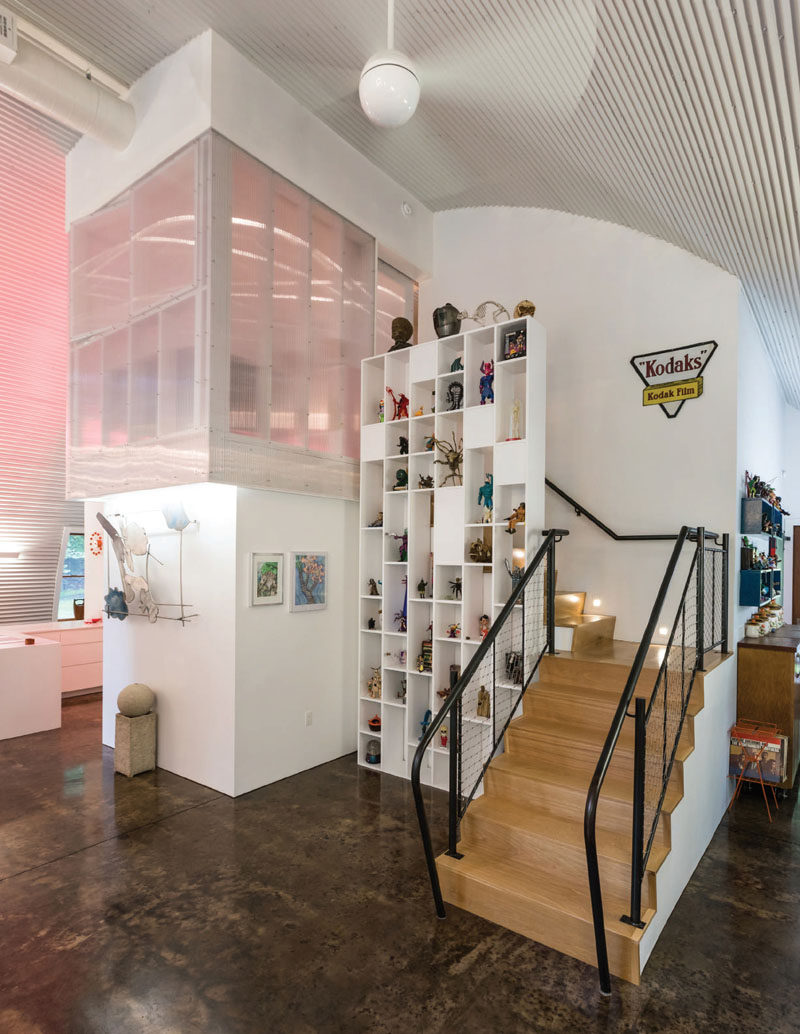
{"left": 305, "top": 710, "right": 313, "bottom": 727}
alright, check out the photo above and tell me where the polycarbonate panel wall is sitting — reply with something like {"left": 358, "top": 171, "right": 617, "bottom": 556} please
{"left": 376, "top": 259, "right": 418, "bottom": 355}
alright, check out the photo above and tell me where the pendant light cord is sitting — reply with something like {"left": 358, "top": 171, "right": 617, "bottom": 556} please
{"left": 387, "top": 0, "right": 394, "bottom": 49}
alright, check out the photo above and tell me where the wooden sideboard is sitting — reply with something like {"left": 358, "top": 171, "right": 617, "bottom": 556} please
{"left": 737, "top": 624, "right": 800, "bottom": 791}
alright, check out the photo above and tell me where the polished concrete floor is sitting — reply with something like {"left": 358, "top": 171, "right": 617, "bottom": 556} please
{"left": 1, "top": 695, "right": 798, "bottom": 1034}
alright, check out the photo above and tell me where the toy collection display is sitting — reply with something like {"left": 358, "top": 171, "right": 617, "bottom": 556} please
{"left": 437, "top": 664, "right": 461, "bottom": 701}
{"left": 504, "top": 558, "right": 523, "bottom": 591}
{"left": 392, "top": 468, "right": 408, "bottom": 491}
{"left": 476, "top": 685, "right": 491, "bottom": 718}
{"left": 469, "top": 539, "right": 492, "bottom": 564}
{"left": 433, "top": 432, "right": 464, "bottom": 486}
{"left": 745, "top": 470, "right": 790, "bottom": 514}
{"left": 389, "top": 529, "right": 408, "bottom": 561}
{"left": 368, "top": 511, "right": 383, "bottom": 527}
{"left": 477, "top": 473, "right": 494, "bottom": 521}
{"left": 445, "top": 623, "right": 461, "bottom": 639}
{"left": 398, "top": 436, "right": 409, "bottom": 455}
{"left": 479, "top": 360, "right": 494, "bottom": 404}
{"left": 450, "top": 355, "right": 463, "bottom": 371}
{"left": 386, "top": 386, "right": 409, "bottom": 420}
{"left": 368, "top": 714, "right": 382, "bottom": 732}
{"left": 394, "top": 578, "right": 408, "bottom": 632}
{"left": 417, "top": 625, "right": 433, "bottom": 671}
{"left": 445, "top": 381, "right": 463, "bottom": 411}
{"left": 417, "top": 578, "right": 428, "bottom": 598}
{"left": 368, "top": 578, "right": 381, "bottom": 596}
{"left": 449, "top": 578, "right": 462, "bottom": 600}
{"left": 432, "top": 299, "right": 534, "bottom": 339}
{"left": 479, "top": 614, "right": 490, "bottom": 639}
{"left": 365, "top": 739, "right": 380, "bottom": 764}
{"left": 366, "top": 667, "right": 382, "bottom": 699}
{"left": 504, "top": 502, "right": 525, "bottom": 533}
{"left": 440, "top": 725, "right": 448, "bottom": 748}
{"left": 418, "top": 474, "right": 434, "bottom": 489}
{"left": 388, "top": 316, "right": 414, "bottom": 353}
{"left": 419, "top": 709, "right": 433, "bottom": 740}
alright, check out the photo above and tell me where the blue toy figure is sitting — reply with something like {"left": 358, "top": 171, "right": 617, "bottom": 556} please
{"left": 479, "top": 360, "right": 494, "bottom": 404}
{"left": 477, "top": 473, "right": 493, "bottom": 516}
{"left": 419, "top": 708, "right": 433, "bottom": 741}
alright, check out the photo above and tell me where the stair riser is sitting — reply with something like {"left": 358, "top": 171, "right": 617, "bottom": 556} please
{"left": 460, "top": 814, "right": 656, "bottom": 909}
{"left": 438, "top": 862, "right": 641, "bottom": 984}
{"left": 540, "top": 656, "right": 658, "bottom": 695}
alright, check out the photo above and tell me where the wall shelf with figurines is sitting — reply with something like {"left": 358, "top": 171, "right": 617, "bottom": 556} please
{"left": 739, "top": 471, "right": 790, "bottom": 611}
{"left": 357, "top": 314, "right": 545, "bottom": 786}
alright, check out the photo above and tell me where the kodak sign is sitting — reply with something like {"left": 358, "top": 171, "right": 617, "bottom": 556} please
{"left": 630, "top": 340, "right": 717, "bottom": 419}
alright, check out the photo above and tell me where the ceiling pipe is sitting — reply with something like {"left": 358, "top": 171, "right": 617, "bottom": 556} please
{"left": 0, "top": 36, "right": 135, "bottom": 150}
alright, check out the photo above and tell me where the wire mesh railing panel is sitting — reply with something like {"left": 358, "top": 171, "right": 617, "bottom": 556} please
{"left": 703, "top": 545, "right": 725, "bottom": 650}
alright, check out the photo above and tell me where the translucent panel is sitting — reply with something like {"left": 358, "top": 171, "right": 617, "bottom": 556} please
{"left": 160, "top": 295, "right": 196, "bottom": 435}
{"left": 230, "top": 146, "right": 271, "bottom": 437}
{"left": 343, "top": 225, "right": 376, "bottom": 458}
{"left": 73, "top": 339, "right": 102, "bottom": 447}
{"left": 376, "top": 259, "right": 417, "bottom": 355}
{"left": 102, "top": 328, "right": 129, "bottom": 446}
{"left": 70, "top": 198, "right": 130, "bottom": 339}
{"left": 131, "top": 145, "right": 197, "bottom": 315}
{"left": 309, "top": 202, "right": 344, "bottom": 455}
{"left": 270, "top": 176, "right": 309, "bottom": 448}
{"left": 129, "top": 314, "right": 158, "bottom": 442}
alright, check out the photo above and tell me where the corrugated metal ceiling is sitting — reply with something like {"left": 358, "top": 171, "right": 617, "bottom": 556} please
{"left": 7, "top": 0, "right": 800, "bottom": 402}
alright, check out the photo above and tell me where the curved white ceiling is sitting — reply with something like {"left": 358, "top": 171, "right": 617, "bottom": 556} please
{"left": 8, "top": 0, "right": 800, "bottom": 403}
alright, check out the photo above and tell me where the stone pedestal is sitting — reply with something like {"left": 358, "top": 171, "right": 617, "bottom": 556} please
{"left": 115, "top": 712, "right": 156, "bottom": 777}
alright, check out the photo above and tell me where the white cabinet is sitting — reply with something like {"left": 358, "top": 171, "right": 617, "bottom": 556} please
{"left": 357, "top": 317, "right": 546, "bottom": 787}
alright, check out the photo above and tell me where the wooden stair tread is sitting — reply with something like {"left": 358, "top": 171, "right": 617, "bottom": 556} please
{"left": 509, "top": 713, "right": 695, "bottom": 763}
{"left": 529, "top": 677, "right": 704, "bottom": 718}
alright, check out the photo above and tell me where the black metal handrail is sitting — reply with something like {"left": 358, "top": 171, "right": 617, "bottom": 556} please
{"left": 584, "top": 526, "right": 729, "bottom": 995}
{"left": 411, "top": 528, "right": 567, "bottom": 917}
{"left": 548, "top": 478, "right": 697, "bottom": 542}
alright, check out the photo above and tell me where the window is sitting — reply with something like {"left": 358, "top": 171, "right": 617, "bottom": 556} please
{"left": 54, "top": 530, "right": 85, "bottom": 620}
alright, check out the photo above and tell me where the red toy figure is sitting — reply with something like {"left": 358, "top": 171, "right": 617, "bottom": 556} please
{"left": 386, "top": 386, "right": 410, "bottom": 420}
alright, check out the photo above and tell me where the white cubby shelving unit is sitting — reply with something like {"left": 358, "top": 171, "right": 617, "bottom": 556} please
{"left": 357, "top": 317, "right": 546, "bottom": 788}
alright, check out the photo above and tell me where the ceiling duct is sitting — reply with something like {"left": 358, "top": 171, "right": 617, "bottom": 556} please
{"left": 0, "top": 12, "right": 134, "bottom": 150}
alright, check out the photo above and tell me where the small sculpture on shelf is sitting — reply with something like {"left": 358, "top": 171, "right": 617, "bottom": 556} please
{"left": 469, "top": 538, "right": 492, "bottom": 564}
{"left": 365, "top": 739, "right": 380, "bottom": 764}
{"left": 367, "top": 617, "right": 376, "bottom": 630}
{"left": 397, "top": 677, "right": 407, "bottom": 703}
{"left": 392, "top": 469, "right": 408, "bottom": 491}
{"left": 368, "top": 577, "right": 381, "bottom": 596}
{"left": 445, "top": 623, "right": 461, "bottom": 639}
{"left": 386, "top": 386, "right": 409, "bottom": 420}
{"left": 419, "top": 708, "right": 433, "bottom": 740}
{"left": 388, "top": 316, "right": 414, "bottom": 353}
{"left": 433, "top": 432, "right": 463, "bottom": 486}
{"left": 477, "top": 473, "right": 494, "bottom": 521}
{"left": 368, "top": 714, "right": 382, "bottom": 732}
{"left": 458, "top": 300, "right": 511, "bottom": 326}
{"left": 424, "top": 435, "right": 435, "bottom": 452}
{"left": 504, "top": 502, "right": 526, "bottom": 534}
{"left": 366, "top": 667, "right": 382, "bottom": 699}
{"left": 432, "top": 303, "right": 462, "bottom": 338}
{"left": 389, "top": 529, "right": 408, "bottom": 561}
{"left": 504, "top": 558, "right": 523, "bottom": 592}
{"left": 394, "top": 611, "right": 408, "bottom": 633}
{"left": 378, "top": 399, "right": 384, "bottom": 423}
{"left": 450, "top": 355, "right": 463, "bottom": 372}
{"left": 417, "top": 578, "right": 428, "bottom": 598}
{"left": 479, "top": 614, "right": 490, "bottom": 639}
{"left": 445, "top": 381, "right": 463, "bottom": 411}
{"left": 506, "top": 651, "right": 522, "bottom": 684}
{"left": 507, "top": 399, "right": 522, "bottom": 440}
{"left": 418, "top": 474, "right": 434, "bottom": 489}
{"left": 368, "top": 511, "right": 383, "bottom": 527}
{"left": 398, "top": 436, "right": 409, "bottom": 455}
{"left": 476, "top": 685, "right": 491, "bottom": 718}
{"left": 479, "top": 360, "right": 494, "bottom": 405}
{"left": 513, "top": 299, "right": 536, "bottom": 318}
{"left": 440, "top": 725, "right": 448, "bottom": 748}
{"left": 449, "top": 577, "right": 462, "bottom": 600}
{"left": 414, "top": 405, "right": 424, "bottom": 417}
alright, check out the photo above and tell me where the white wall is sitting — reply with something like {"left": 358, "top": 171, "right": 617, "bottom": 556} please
{"left": 66, "top": 31, "right": 433, "bottom": 278}
{"left": 234, "top": 488, "right": 358, "bottom": 795}
{"left": 782, "top": 402, "right": 800, "bottom": 621}
{"left": 101, "top": 482, "right": 238, "bottom": 795}
{"left": 735, "top": 296, "right": 786, "bottom": 638}
{"left": 421, "top": 208, "right": 740, "bottom": 641}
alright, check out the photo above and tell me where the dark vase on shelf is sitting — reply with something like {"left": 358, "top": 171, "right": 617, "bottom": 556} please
{"left": 432, "top": 303, "right": 461, "bottom": 338}
{"left": 741, "top": 547, "right": 753, "bottom": 571}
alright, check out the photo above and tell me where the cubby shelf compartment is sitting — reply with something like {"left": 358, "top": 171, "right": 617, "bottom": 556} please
{"left": 357, "top": 316, "right": 546, "bottom": 780}
{"left": 739, "top": 496, "right": 785, "bottom": 608}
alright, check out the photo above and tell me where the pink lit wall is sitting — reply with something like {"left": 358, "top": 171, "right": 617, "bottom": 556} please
{"left": 0, "top": 94, "right": 82, "bottom": 623}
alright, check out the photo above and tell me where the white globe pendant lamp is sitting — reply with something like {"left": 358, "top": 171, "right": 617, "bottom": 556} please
{"left": 359, "top": 0, "right": 420, "bottom": 128}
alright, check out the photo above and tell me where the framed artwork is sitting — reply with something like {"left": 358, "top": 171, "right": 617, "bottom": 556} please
{"left": 250, "top": 553, "right": 284, "bottom": 606}
{"left": 290, "top": 552, "right": 328, "bottom": 611}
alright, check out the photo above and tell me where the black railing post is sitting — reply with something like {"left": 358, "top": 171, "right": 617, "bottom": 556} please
{"left": 721, "top": 532, "right": 730, "bottom": 653}
{"left": 622, "top": 696, "right": 646, "bottom": 929}
{"left": 546, "top": 537, "right": 556, "bottom": 654}
{"left": 447, "top": 695, "right": 463, "bottom": 859}
{"left": 695, "top": 527, "right": 705, "bottom": 671}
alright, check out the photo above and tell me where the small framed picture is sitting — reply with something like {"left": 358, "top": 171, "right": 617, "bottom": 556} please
{"left": 250, "top": 553, "right": 284, "bottom": 606}
{"left": 502, "top": 325, "right": 527, "bottom": 361}
{"left": 290, "top": 552, "right": 328, "bottom": 611}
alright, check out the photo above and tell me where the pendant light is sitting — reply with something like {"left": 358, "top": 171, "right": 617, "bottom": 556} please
{"left": 359, "top": 0, "right": 420, "bottom": 128}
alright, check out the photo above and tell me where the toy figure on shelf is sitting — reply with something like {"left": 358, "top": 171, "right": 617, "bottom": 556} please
{"left": 469, "top": 539, "right": 492, "bottom": 564}
{"left": 507, "top": 399, "right": 522, "bottom": 440}
{"left": 368, "top": 578, "right": 381, "bottom": 596}
{"left": 392, "top": 469, "right": 408, "bottom": 491}
{"left": 513, "top": 300, "right": 536, "bottom": 318}
{"left": 414, "top": 405, "right": 424, "bottom": 417}
{"left": 479, "top": 360, "right": 494, "bottom": 404}
{"left": 479, "top": 614, "right": 490, "bottom": 639}
{"left": 477, "top": 473, "right": 494, "bottom": 521}
{"left": 367, "top": 617, "right": 376, "bottom": 630}
{"left": 394, "top": 578, "right": 408, "bottom": 632}
{"left": 368, "top": 511, "right": 383, "bottom": 527}
{"left": 378, "top": 399, "right": 384, "bottom": 423}
{"left": 445, "top": 623, "right": 461, "bottom": 639}
{"left": 394, "top": 611, "right": 407, "bottom": 633}
{"left": 417, "top": 578, "right": 428, "bottom": 598}
{"left": 424, "top": 435, "right": 435, "bottom": 451}
{"left": 476, "top": 685, "right": 491, "bottom": 718}
{"left": 388, "top": 316, "right": 414, "bottom": 353}
{"left": 419, "top": 708, "right": 432, "bottom": 741}
{"left": 366, "top": 667, "right": 382, "bottom": 699}
{"left": 386, "top": 386, "right": 409, "bottom": 420}
{"left": 418, "top": 474, "right": 434, "bottom": 489}
{"left": 445, "top": 381, "right": 463, "bottom": 411}
{"left": 433, "top": 432, "right": 464, "bottom": 486}
{"left": 504, "top": 558, "right": 523, "bottom": 592}
{"left": 450, "top": 356, "right": 463, "bottom": 372}
{"left": 504, "top": 502, "right": 526, "bottom": 534}
{"left": 397, "top": 677, "right": 407, "bottom": 703}
{"left": 398, "top": 436, "right": 409, "bottom": 455}
{"left": 440, "top": 725, "right": 448, "bottom": 748}
{"left": 368, "top": 714, "right": 381, "bottom": 732}
{"left": 449, "top": 578, "right": 462, "bottom": 600}
{"left": 437, "top": 685, "right": 450, "bottom": 701}
{"left": 506, "top": 651, "right": 522, "bottom": 683}
{"left": 389, "top": 529, "right": 408, "bottom": 562}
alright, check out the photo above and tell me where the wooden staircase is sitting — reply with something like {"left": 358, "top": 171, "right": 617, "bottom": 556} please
{"left": 554, "top": 590, "right": 616, "bottom": 652}
{"left": 436, "top": 648, "right": 705, "bottom": 984}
